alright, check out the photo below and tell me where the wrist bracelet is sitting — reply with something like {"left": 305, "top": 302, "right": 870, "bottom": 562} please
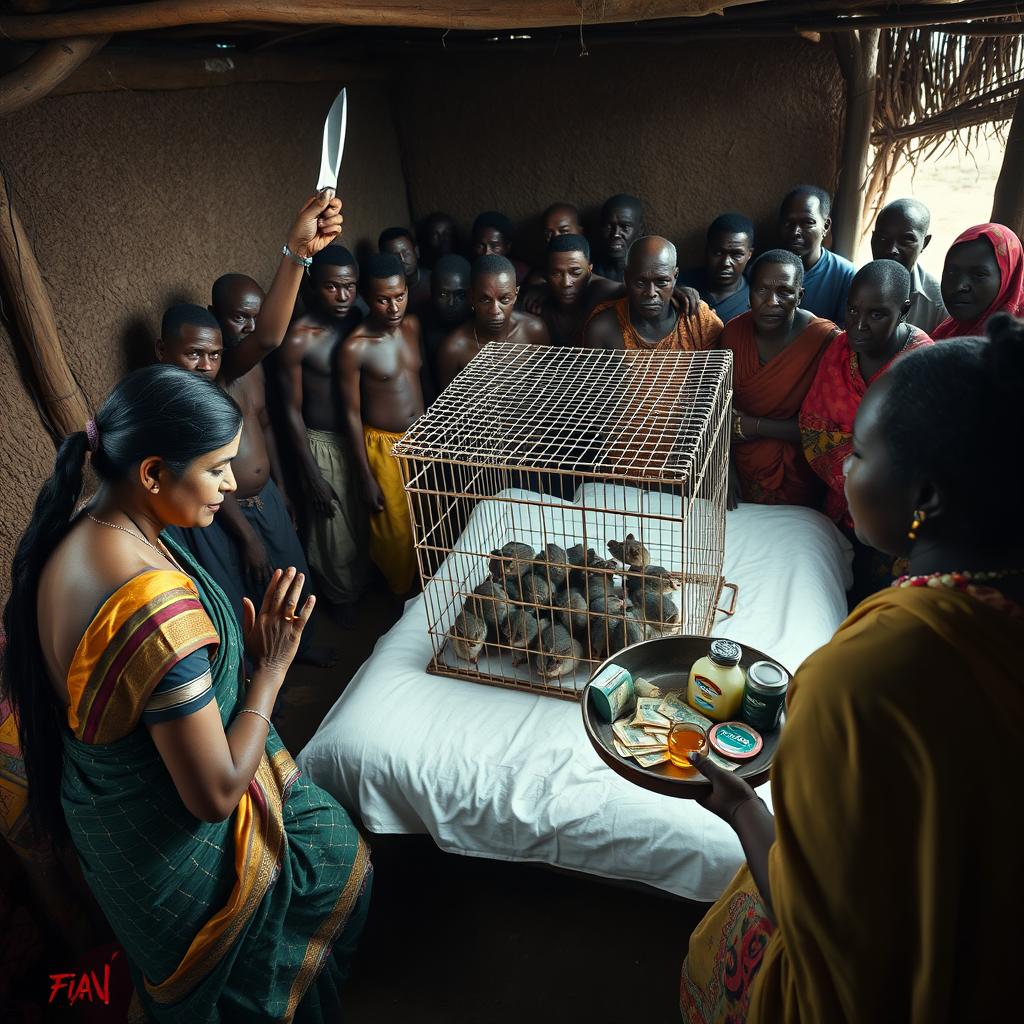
{"left": 238, "top": 707, "right": 272, "bottom": 729}
{"left": 282, "top": 243, "right": 312, "bottom": 268}
{"left": 732, "top": 414, "right": 746, "bottom": 441}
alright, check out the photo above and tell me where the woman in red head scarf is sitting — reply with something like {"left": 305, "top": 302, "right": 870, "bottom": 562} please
{"left": 933, "top": 222, "right": 1024, "bottom": 339}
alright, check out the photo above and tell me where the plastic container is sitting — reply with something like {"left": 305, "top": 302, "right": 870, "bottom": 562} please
{"left": 709, "top": 721, "right": 764, "bottom": 762}
{"left": 687, "top": 639, "right": 745, "bottom": 722}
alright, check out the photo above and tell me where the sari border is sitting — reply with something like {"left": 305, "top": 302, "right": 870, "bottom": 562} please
{"left": 144, "top": 754, "right": 286, "bottom": 1006}
{"left": 283, "top": 834, "right": 371, "bottom": 1022}
{"left": 82, "top": 600, "right": 215, "bottom": 743}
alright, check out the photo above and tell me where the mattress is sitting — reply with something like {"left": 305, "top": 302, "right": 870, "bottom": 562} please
{"left": 297, "top": 494, "right": 852, "bottom": 902}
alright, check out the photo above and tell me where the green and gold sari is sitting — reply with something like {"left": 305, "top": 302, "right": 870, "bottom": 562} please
{"left": 60, "top": 538, "right": 371, "bottom": 1023}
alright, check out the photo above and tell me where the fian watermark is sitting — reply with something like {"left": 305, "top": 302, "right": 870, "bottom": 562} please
{"left": 48, "top": 950, "right": 119, "bottom": 1006}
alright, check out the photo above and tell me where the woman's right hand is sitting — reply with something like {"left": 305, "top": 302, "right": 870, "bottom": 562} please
{"left": 241, "top": 567, "right": 315, "bottom": 673}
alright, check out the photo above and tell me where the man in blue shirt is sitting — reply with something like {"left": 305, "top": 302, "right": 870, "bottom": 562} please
{"left": 679, "top": 212, "right": 754, "bottom": 326}
{"left": 779, "top": 185, "right": 855, "bottom": 325}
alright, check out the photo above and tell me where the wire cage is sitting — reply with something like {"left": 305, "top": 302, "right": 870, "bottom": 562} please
{"left": 392, "top": 343, "right": 734, "bottom": 700}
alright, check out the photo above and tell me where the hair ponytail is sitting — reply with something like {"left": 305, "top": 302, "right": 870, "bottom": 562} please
{"left": 2, "top": 430, "right": 90, "bottom": 842}
{"left": 2, "top": 364, "right": 241, "bottom": 844}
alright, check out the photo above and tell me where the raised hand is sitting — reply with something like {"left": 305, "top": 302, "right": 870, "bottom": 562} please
{"left": 287, "top": 190, "right": 344, "bottom": 261}
{"left": 241, "top": 567, "right": 315, "bottom": 672}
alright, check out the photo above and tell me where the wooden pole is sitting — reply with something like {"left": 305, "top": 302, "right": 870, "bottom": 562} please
{"left": 831, "top": 28, "right": 880, "bottom": 260}
{"left": 0, "top": 175, "right": 92, "bottom": 440}
{"left": 991, "top": 90, "right": 1024, "bottom": 238}
{"left": 0, "top": 35, "right": 109, "bottom": 117}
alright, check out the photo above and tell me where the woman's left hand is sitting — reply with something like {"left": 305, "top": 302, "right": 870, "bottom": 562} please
{"left": 287, "top": 191, "right": 344, "bottom": 260}
{"left": 691, "top": 750, "right": 759, "bottom": 823}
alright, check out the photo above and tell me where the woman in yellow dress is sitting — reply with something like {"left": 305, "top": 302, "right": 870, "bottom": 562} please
{"left": 680, "top": 313, "right": 1024, "bottom": 1022}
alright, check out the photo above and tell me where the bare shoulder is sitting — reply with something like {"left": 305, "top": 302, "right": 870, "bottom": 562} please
{"left": 583, "top": 306, "right": 621, "bottom": 348}
{"left": 514, "top": 310, "right": 551, "bottom": 345}
{"left": 439, "top": 322, "right": 473, "bottom": 354}
{"left": 41, "top": 523, "right": 174, "bottom": 667}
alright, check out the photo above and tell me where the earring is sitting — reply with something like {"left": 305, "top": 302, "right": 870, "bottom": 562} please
{"left": 907, "top": 509, "right": 926, "bottom": 541}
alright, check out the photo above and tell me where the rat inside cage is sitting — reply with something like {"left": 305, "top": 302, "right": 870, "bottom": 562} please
{"left": 391, "top": 343, "right": 734, "bottom": 700}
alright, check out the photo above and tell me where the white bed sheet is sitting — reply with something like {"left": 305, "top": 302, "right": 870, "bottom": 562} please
{"left": 297, "top": 500, "right": 852, "bottom": 902}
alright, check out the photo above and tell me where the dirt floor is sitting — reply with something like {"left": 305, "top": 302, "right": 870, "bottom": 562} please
{"left": 8, "top": 579, "right": 706, "bottom": 1023}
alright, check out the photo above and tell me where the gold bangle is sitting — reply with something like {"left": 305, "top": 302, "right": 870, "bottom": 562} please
{"left": 238, "top": 707, "right": 272, "bottom": 729}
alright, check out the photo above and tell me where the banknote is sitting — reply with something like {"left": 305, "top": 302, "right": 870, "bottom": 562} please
{"left": 633, "top": 676, "right": 663, "bottom": 698}
{"left": 612, "top": 737, "right": 632, "bottom": 758}
{"left": 657, "top": 691, "right": 713, "bottom": 731}
{"left": 634, "top": 748, "right": 670, "bottom": 768}
{"left": 631, "top": 697, "right": 671, "bottom": 730}
{"left": 612, "top": 720, "right": 666, "bottom": 750}
{"left": 707, "top": 751, "right": 739, "bottom": 772}
{"left": 644, "top": 728, "right": 669, "bottom": 742}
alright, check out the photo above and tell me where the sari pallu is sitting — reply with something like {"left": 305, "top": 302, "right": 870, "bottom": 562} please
{"left": 799, "top": 327, "right": 932, "bottom": 527}
{"left": 719, "top": 313, "right": 839, "bottom": 507}
{"left": 61, "top": 539, "right": 370, "bottom": 1023}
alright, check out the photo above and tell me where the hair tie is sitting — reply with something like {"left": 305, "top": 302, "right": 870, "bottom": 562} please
{"left": 85, "top": 418, "right": 100, "bottom": 454}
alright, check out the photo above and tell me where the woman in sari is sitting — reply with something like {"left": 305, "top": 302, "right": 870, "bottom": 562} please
{"left": 932, "top": 221, "right": 1024, "bottom": 339}
{"left": 680, "top": 313, "right": 1024, "bottom": 1022}
{"left": 800, "top": 259, "right": 933, "bottom": 602}
{"left": 719, "top": 250, "right": 840, "bottom": 507}
{"left": 2, "top": 364, "right": 370, "bottom": 1023}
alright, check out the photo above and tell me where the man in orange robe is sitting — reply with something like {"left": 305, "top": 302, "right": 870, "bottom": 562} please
{"left": 583, "top": 236, "right": 723, "bottom": 352}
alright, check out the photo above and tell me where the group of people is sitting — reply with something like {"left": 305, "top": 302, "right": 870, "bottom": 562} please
{"left": 145, "top": 184, "right": 1024, "bottom": 631}
{"left": 1, "top": 178, "right": 1022, "bottom": 1023}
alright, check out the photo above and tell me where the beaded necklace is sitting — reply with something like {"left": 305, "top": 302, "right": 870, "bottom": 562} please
{"left": 893, "top": 568, "right": 1024, "bottom": 618}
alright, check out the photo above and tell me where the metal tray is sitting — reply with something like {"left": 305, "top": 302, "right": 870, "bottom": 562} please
{"left": 581, "top": 635, "right": 787, "bottom": 799}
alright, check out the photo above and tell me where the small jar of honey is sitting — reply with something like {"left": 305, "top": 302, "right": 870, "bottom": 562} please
{"left": 668, "top": 722, "right": 709, "bottom": 769}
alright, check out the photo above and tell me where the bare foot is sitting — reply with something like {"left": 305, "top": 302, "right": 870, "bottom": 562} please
{"left": 297, "top": 643, "right": 340, "bottom": 668}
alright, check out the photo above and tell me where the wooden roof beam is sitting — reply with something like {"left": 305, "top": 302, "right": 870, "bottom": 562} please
{"left": 0, "top": 35, "right": 108, "bottom": 116}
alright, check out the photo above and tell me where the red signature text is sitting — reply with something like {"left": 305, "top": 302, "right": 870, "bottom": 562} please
{"left": 48, "top": 951, "right": 119, "bottom": 1006}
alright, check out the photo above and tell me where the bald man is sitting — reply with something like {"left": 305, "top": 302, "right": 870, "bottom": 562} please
{"left": 542, "top": 202, "right": 583, "bottom": 245}
{"left": 593, "top": 194, "right": 645, "bottom": 282}
{"left": 436, "top": 254, "right": 550, "bottom": 390}
{"left": 870, "top": 198, "right": 947, "bottom": 333}
{"left": 583, "top": 236, "right": 723, "bottom": 351}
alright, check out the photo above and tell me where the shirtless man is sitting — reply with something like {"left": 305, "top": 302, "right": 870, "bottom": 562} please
{"left": 584, "top": 236, "right": 723, "bottom": 351}
{"left": 278, "top": 245, "right": 368, "bottom": 621}
{"left": 436, "top": 255, "right": 551, "bottom": 390}
{"left": 156, "top": 191, "right": 342, "bottom": 647}
{"left": 538, "top": 234, "right": 620, "bottom": 345}
{"left": 420, "top": 253, "right": 472, "bottom": 397}
{"left": 379, "top": 225, "right": 431, "bottom": 320}
{"left": 592, "top": 194, "right": 645, "bottom": 283}
{"left": 338, "top": 254, "right": 424, "bottom": 596}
